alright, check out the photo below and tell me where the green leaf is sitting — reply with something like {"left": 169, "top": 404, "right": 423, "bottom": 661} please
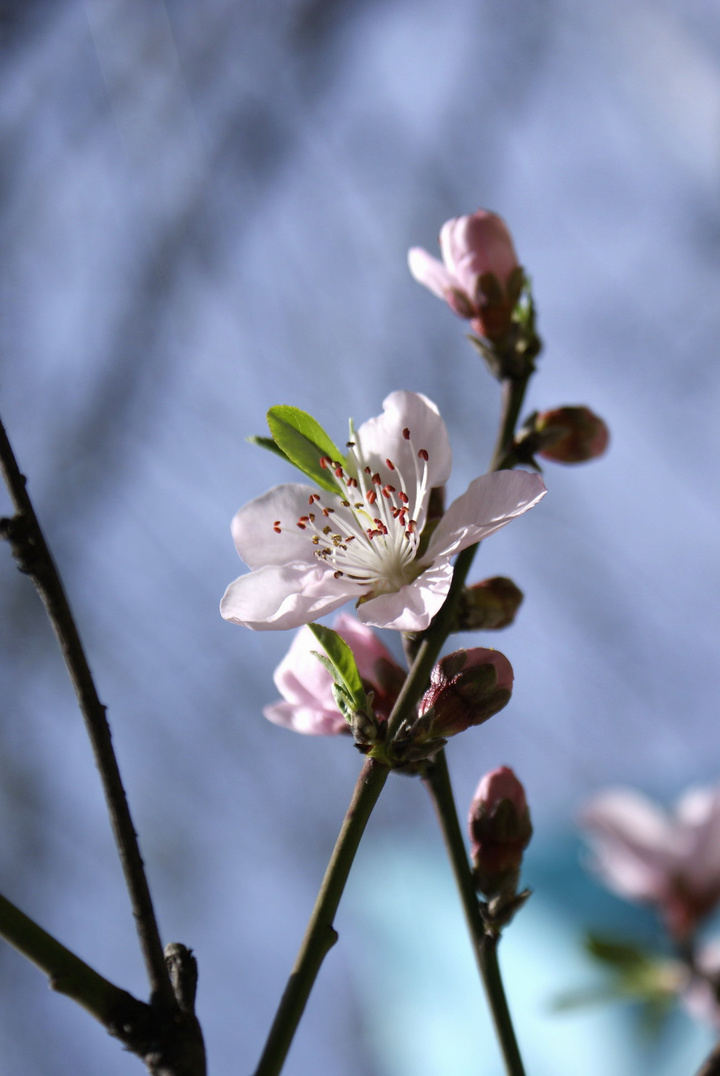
{"left": 246, "top": 435, "right": 291, "bottom": 462}
{"left": 267, "top": 406, "right": 345, "bottom": 493}
{"left": 585, "top": 933, "right": 653, "bottom": 972}
{"left": 308, "top": 624, "right": 367, "bottom": 712}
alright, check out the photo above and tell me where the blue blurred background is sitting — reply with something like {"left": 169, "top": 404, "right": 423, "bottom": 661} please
{"left": 1, "top": 0, "right": 720, "bottom": 1072}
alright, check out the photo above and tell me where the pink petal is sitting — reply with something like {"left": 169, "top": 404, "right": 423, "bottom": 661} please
{"left": 263, "top": 700, "right": 347, "bottom": 736}
{"left": 427, "top": 471, "right": 546, "bottom": 561}
{"left": 355, "top": 391, "right": 452, "bottom": 491}
{"left": 581, "top": 789, "right": 677, "bottom": 901}
{"left": 676, "top": 787, "right": 720, "bottom": 891}
{"left": 331, "top": 612, "right": 397, "bottom": 683}
{"left": 407, "top": 247, "right": 458, "bottom": 299}
{"left": 271, "top": 624, "right": 339, "bottom": 709}
{"left": 440, "top": 212, "right": 518, "bottom": 293}
{"left": 220, "top": 562, "right": 354, "bottom": 631}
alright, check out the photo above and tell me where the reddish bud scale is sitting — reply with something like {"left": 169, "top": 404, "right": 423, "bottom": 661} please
{"left": 536, "top": 406, "right": 609, "bottom": 464}
{"left": 419, "top": 648, "right": 514, "bottom": 737}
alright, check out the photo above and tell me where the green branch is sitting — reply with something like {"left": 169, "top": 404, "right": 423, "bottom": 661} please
{"left": 253, "top": 758, "right": 390, "bottom": 1076}
{"left": 424, "top": 755, "right": 526, "bottom": 1076}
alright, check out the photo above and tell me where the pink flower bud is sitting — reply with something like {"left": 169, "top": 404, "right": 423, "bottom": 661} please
{"left": 536, "top": 406, "right": 609, "bottom": 464}
{"left": 419, "top": 648, "right": 513, "bottom": 737}
{"left": 468, "top": 766, "right": 532, "bottom": 899}
{"left": 457, "top": 576, "right": 524, "bottom": 631}
{"left": 408, "top": 210, "right": 522, "bottom": 341}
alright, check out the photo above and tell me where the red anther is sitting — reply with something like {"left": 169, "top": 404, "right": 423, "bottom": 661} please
{"left": 386, "top": 458, "right": 396, "bottom": 470}
{"left": 399, "top": 491, "right": 409, "bottom": 504}
{"left": 273, "top": 525, "right": 282, "bottom": 534}
{"left": 320, "top": 456, "right": 331, "bottom": 468}
{"left": 403, "top": 428, "right": 411, "bottom": 440}
{"left": 348, "top": 477, "right": 358, "bottom": 488}
{"left": 382, "top": 485, "right": 395, "bottom": 498}
{"left": 418, "top": 448, "right": 429, "bottom": 461}
{"left": 366, "top": 490, "right": 377, "bottom": 505}
{"left": 346, "top": 535, "right": 355, "bottom": 542}
{"left": 334, "top": 466, "right": 344, "bottom": 478}
{"left": 333, "top": 570, "right": 343, "bottom": 578}
{"left": 322, "top": 507, "right": 334, "bottom": 516}
{"left": 296, "top": 522, "right": 306, "bottom": 530}
{"left": 406, "top": 519, "right": 417, "bottom": 533}
{"left": 298, "top": 516, "right": 309, "bottom": 523}
{"left": 372, "top": 472, "right": 381, "bottom": 485}
{"left": 364, "top": 466, "right": 372, "bottom": 475}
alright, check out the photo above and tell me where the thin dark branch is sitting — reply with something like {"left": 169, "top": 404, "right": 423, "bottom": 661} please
{"left": 696, "top": 1040, "right": 720, "bottom": 1076}
{"left": 0, "top": 414, "right": 173, "bottom": 1008}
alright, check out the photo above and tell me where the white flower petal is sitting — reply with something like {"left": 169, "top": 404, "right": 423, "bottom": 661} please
{"left": 231, "top": 483, "right": 322, "bottom": 569}
{"left": 355, "top": 390, "right": 452, "bottom": 490}
{"left": 427, "top": 471, "right": 546, "bottom": 560}
{"left": 357, "top": 560, "right": 453, "bottom": 631}
{"left": 220, "top": 562, "right": 354, "bottom": 630}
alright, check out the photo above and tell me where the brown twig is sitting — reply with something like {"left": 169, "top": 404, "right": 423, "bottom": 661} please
{"left": 696, "top": 1041, "right": 720, "bottom": 1076}
{"left": 0, "top": 414, "right": 173, "bottom": 1008}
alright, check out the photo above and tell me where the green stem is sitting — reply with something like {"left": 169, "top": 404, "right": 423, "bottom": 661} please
{"left": 489, "top": 371, "right": 533, "bottom": 473}
{"left": 254, "top": 758, "right": 389, "bottom": 1076}
{"left": 424, "top": 754, "right": 526, "bottom": 1076}
{"left": 254, "top": 364, "right": 535, "bottom": 1074}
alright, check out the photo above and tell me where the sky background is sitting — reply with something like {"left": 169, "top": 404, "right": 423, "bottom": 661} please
{"left": 1, "top": 0, "right": 720, "bottom": 1073}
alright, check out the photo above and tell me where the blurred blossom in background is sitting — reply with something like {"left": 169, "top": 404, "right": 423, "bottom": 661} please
{"left": 1, "top": 1, "right": 720, "bottom": 1073}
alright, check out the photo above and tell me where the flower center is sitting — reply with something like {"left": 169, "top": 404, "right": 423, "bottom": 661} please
{"left": 273, "top": 427, "right": 432, "bottom": 596}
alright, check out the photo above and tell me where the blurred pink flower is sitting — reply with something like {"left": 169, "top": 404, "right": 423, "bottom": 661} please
{"left": 408, "top": 211, "right": 520, "bottom": 340}
{"left": 581, "top": 786, "right": 720, "bottom": 940}
{"left": 263, "top": 613, "right": 403, "bottom": 735}
{"left": 221, "top": 391, "right": 545, "bottom": 632}
{"left": 680, "top": 941, "right": 720, "bottom": 1027}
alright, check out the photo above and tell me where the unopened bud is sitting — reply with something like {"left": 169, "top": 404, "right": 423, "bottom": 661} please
{"left": 536, "top": 406, "right": 609, "bottom": 463}
{"left": 456, "top": 577, "right": 524, "bottom": 631}
{"left": 419, "top": 649, "right": 513, "bottom": 737}
{"left": 468, "top": 766, "right": 532, "bottom": 900}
